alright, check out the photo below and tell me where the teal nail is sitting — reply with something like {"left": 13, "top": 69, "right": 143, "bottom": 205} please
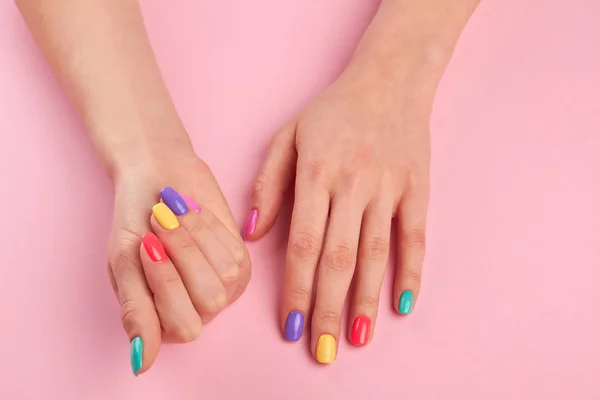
{"left": 398, "top": 290, "right": 414, "bottom": 315}
{"left": 130, "top": 337, "right": 143, "bottom": 376}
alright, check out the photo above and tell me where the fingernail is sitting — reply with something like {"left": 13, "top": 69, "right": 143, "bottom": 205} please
{"left": 284, "top": 311, "right": 304, "bottom": 342}
{"left": 316, "top": 334, "right": 336, "bottom": 364}
{"left": 398, "top": 290, "right": 414, "bottom": 315}
{"left": 152, "top": 203, "right": 179, "bottom": 230}
{"left": 350, "top": 315, "right": 370, "bottom": 346}
{"left": 142, "top": 233, "right": 166, "bottom": 262}
{"left": 160, "top": 186, "right": 188, "bottom": 215}
{"left": 180, "top": 193, "right": 201, "bottom": 213}
{"left": 130, "top": 337, "right": 143, "bottom": 376}
{"left": 243, "top": 209, "right": 258, "bottom": 239}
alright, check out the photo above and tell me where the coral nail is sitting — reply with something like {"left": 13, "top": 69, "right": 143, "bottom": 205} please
{"left": 130, "top": 337, "right": 143, "bottom": 376}
{"left": 350, "top": 315, "right": 370, "bottom": 346}
{"left": 180, "top": 193, "right": 201, "bottom": 213}
{"left": 160, "top": 186, "right": 189, "bottom": 215}
{"left": 142, "top": 233, "right": 166, "bottom": 262}
{"left": 152, "top": 203, "right": 179, "bottom": 230}
{"left": 243, "top": 209, "right": 258, "bottom": 239}
{"left": 316, "top": 334, "right": 336, "bottom": 364}
{"left": 284, "top": 311, "right": 304, "bottom": 342}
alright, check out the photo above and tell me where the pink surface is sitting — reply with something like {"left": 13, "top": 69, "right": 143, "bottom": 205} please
{"left": 1, "top": 1, "right": 599, "bottom": 399}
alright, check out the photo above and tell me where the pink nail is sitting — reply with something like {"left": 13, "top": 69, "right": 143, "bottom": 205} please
{"left": 244, "top": 209, "right": 258, "bottom": 239}
{"left": 180, "top": 194, "right": 201, "bottom": 213}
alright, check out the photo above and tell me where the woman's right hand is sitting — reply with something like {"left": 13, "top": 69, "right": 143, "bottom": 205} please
{"left": 107, "top": 146, "right": 251, "bottom": 376}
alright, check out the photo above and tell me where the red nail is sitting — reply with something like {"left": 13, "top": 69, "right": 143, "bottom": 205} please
{"left": 243, "top": 209, "right": 258, "bottom": 240}
{"left": 350, "top": 315, "right": 370, "bottom": 346}
{"left": 142, "top": 233, "right": 166, "bottom": 262}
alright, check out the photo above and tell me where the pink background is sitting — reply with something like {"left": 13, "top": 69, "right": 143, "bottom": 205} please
{"left": 1, "top": 0, "right": 599, "bottom": 399}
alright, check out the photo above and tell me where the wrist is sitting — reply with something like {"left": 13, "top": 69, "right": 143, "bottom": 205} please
{"left": 96, "top": 124, "right": 195, "bottom": 183}
{"left": 342, "top": 0, "right": 478, "bottom": 105}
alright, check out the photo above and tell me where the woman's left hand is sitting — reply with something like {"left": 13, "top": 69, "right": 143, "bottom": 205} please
{"left": 245, "top": 59, "right": 435, "bottom": 363}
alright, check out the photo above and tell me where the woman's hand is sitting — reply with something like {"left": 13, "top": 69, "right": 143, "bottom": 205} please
{"left": 245, "top": 0, "right": 478, "bottom": 365}
{"left": 108, "top": 147, "right": 251, "bottom": 375}
{"left": 246, "top": 65, "right": 431, "bottom": 363}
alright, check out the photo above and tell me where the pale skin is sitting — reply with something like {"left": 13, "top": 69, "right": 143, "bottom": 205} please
{"left": 17, "top": 0, "right": 479, "bottom": 373}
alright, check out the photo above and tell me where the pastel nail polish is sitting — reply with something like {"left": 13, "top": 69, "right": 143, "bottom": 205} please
{"left": 180, "top": 193, "right": 201, "bottom": 213}
{"left": 350, "top": 315, "right": 370, "bottom": 346}
{"left": 243, "top": 209, "right": 258, "bottom": 239}
{"left": 316, "top": 334, "right": 336, "bottom": 364}
{"left": 284, "top": 311, "right": 304, "bottom": 342}
{"left": 142, "top": 233, "right": 166, "bottom": 262}
{"left": 398, "top": 290, "right": 414, "bottom": 315}
{"left": 160, "top": 186, "right": 189, "bottom": 216}
{"left": 130, "top": 337, "right": 143, "bottom": 376}
{"left": 152, "top": 203, "right": 179, "bottom": 230}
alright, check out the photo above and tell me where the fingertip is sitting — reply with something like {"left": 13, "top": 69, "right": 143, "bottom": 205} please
{"left": 242, "top": 208, "right": 259, "bottom": 240}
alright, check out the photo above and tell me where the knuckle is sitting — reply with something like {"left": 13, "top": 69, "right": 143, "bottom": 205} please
{"left": 230, "top": 243, "right": 247, "bottom": 266}
{"left": 401, "top": 268, "right": 422, "bottom": 286}
{"left": 170, "top": 323, "right": 203, "bottom": 343}
{"left": 322, "top": 245, "right": 355, "bottom": 273}
{"left": 340, "top": 170, "right": 362, "bottom": 194}
{"left": 289, "top": 231, "right": 321, "bottom": 259}
{"left": 251, "top": 174, "right": 269, "bottom": 199}
{"left": 120, "top": 299, "right": 142, "bottom": 333}
{"left": 304, "top": 158, "right": 326, "bottom": 183}
{"left": 316, "top": 310, "right": 341, "bottom": 326}
{"left": 200, "top": 288, "right": 228, "bottom": 314}
{"left": 218, "top": 263, "right": 241, "bottom": 286}
{"left": 402, "top": 229, "right": 426, "bottom": 252}
{"left": 360, "top": 236, "right": 389, "bottom": 261}
{"left": 174, "top": 236, "right": 198, "bottom": 252}
{"left": 357, "top": 295, "right": 380, "bottom": 311}
{"left": 286, "top": 286, "right": 311, "bottom": 305}
{"left": 157, "top": 268, "right": 181, "bottom": 285}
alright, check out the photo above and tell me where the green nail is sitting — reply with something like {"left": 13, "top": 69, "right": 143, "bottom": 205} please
{"left": 130, "top": 337, "right": 143, "bottom": 376}
{"left": 398, "top": 290, "right": 414, "bottom": 315}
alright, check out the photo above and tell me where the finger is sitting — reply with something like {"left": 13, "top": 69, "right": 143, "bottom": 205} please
{"left": 348, "top": 202, "right": 392, "bottom": 346}
{"left": 174, "top": 190, "right": 252, "bottom": 305}
{"left": 394, "top": 185, "right": 429, "bottom": 315}
{"left": 140, "top": 233, "right": 203, "bottom": 343}
{"left": 109, "top": 233, "right": 161, "bottom": 376}
{"left": 187, "top": 202, "right": 253, "bottom": 305}
{"left": 162, "top": 187, "right": 240, "bottom": 289}
{"left": 244, "top": 121, "right": 297, "bottom": 240}
{"left": 311, "top": 196, "right": 364, "bottom": 364}
{"left": 151, "top": 203, "right": 228, "bottom": 322}
{"left": 280, "top": 183, "right": 329, "bottom": 343}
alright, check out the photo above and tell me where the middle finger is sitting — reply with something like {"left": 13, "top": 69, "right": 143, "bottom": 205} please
{"left": 311, "top": 195, "right": 364, "bottom": 364}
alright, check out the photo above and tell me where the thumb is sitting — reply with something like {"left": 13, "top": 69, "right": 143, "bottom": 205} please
{"left": 244, "top": 121, "right": 297, "bottom": 240}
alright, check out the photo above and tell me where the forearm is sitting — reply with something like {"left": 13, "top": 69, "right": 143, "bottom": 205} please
{"left": 16, "top": 0, "right": 192, "bottom": 177}
{"left": 345, "top": 0, "right": 479, "bottom": 105}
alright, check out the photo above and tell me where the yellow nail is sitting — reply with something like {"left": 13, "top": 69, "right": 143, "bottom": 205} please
{"left": 152, "top": 203, "right": 179, "bottom": 230}
{"left": 316, "top": 334, "right": 336, "bottom": 364}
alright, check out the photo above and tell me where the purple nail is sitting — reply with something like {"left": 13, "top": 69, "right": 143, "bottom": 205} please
{"left": 160, "top": 187, "right": 188, "bottom": 216}
{"left": 284, "top": 311, "right": 304, "bottom": 342}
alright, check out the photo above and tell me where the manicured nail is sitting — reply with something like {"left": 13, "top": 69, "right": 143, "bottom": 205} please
{"left": 284, "top": 311, "right": 304, "bottom": 342}
{"left": 160, "top": 187, "right": 188, "bottom": 215}
{"left": 142, "top": 233, "right": 166, "bottom": 262}
{"left": 350, "top": 315, "right": 370, "bottom": 346}
{"left": 130, "top": 337, "right": 143, "bottom": 376}
{"left": 152, "top": 203, "right": 179, "bottom": 230}
{"left": 180, "top": 193, "right": 201, "bottom": 213}
{"left": 316, "top": 334, "right": 336, "bottom": 364}
{"left": 243, "top": 209, "right": 258, "bottom": 239}
{"left": 398, "top": 290, "right": 414, "bottom": 315}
